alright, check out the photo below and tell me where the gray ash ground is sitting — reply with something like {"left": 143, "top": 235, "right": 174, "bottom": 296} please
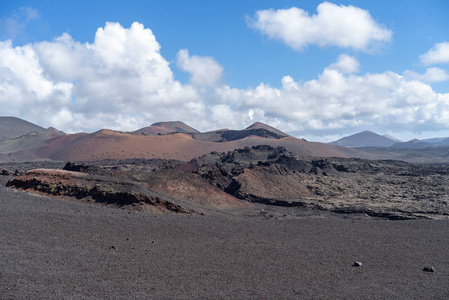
{"left": 1, "top": 174, "right": 449, "bottom": 299}
{"left": 2, "top": 148, "right": 449, "bottom": 298}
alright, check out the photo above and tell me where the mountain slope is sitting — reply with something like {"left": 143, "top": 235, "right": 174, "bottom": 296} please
{"left": 391, "top": 139, "right": 432, "bottom": 148}
{"left": 330, "top": 131, "right": 398, "bottom": 147}
{"left": 433, "top": 138, "right": 449, "bottom": 146}
{"left": 383, "top": 134, "right": 401, "bottom": 142}
{"left": 0, "top": 117, "right": 50, "bottom": 141}
{"left": 134, "top": 121, "right": 200, "bottom": 135}
{"left": 37, "top": 130, "right": 362, "bottom": 162}
{"left": 0, "top": 118, "right": 369, "bottom": 162}
{"left": 192, "top": 122, "right": 289, "bottom": 142}
{"left": 245, "top": 122, "right": 289, "bottom": 137}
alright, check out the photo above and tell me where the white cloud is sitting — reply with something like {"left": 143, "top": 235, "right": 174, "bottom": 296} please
{"left": 2, "top": 21, "right": 449, "bottom": 142}
{"left": 248, "top": 2, "right": 392, "bottom": 52}
{"left": 212, "top": 56, "right": 449, "bottom": 138}
{"left": 404, "top": 67, "right": 449, "bottom": 83}
{"left": 327, "top": 54, "right": 360, "bottom": 74}
{"left": 0, "top": 40, "right": 72, "bottom": 120}
{"left": 420, "top": 42, "right": 449, "bottom": 65}
{"left": 0, "top": 22, "right": 205, "bottom": 133}
{"left": 176, "top": 49, "right": 223, "bottom": 87}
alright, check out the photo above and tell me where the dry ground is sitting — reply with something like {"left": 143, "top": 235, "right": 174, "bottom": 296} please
{"left": 1, "top": 175, "right": 449, "bottom": 299}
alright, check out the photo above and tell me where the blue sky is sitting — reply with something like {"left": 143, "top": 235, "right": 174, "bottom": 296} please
{"left": 1, "top": 0, "right": 449, "bottom": 142}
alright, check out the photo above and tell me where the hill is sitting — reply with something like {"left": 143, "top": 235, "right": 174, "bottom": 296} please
{"left": 134, "top": 121, "right": 200, "bottom": 135}
{"left": 383, "top": 134, "right": 401, "bottom": 142}
{"left": 330, "top": 131, "right": 399, "bottom": 147}
{"left": 0, "top": 117, "right": 50, "bottom": 141}
{"left": 0, "top": 118, "right": 368, "bottom": 162}
{"left": 391, "top": 139, "right": 432, "bottom": 148}
{"left": 26, "top": 130, "right": 360, "bottom": 162}
{"left": 433, "top": 138, "right": 449, "bottom": 147}
{"left": 191, "top": 122, "right": 289, "bottom": 142}
{"left": 245, "top": 122, "right": 289, "bottom": 137}
{"left": 0, "top": 129, "right": 365, "bottom": 162}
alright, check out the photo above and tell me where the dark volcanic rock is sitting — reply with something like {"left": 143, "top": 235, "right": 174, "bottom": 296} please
{"left": 1, "top": 169, "right": 11, "bottom": 176}
{"left": 353, "top": 261, "right": 362, "bottom": 267}
{"left": 5, "top": 145, "right": 449, "bottom": 220}
{"left": 6, "top": 169, "right": 198, "bottom": 214}
{"left": 63, "top": 162, "right": 109, "bottom": 176}
{"left": 423, "top": 266, "right": 435, "bottom": 272}
{"left": 190, "top": 122, "right": 289, "bottom": 142}
{"left": 185, "top": 146, "right": 449, "bottom": 219}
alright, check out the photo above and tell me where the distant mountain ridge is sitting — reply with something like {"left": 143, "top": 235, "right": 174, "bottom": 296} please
{"left": 331, "top": 130, "right": 449, "bottom": 149}
{"left": 383, "top": 134, "right": 401, "bottom": 142}
{"left": 422, "top": 137, "right": 449, "bottom": 146}
{"left": 330, "top": 131, "right": 399, "bottom": 147}
{"left": 391, "top": 139, "right": 431, "bottom": 148}
{"left": 0, "top": 116, "right": 50, "bottom": 141}
{"left": 133, "top": 121, "right": 289, "bottom": 142}
{"left": 5, "top": 118, "right": 449, "bottom": 161}
{"left": 0, "top": 117, "right": 362, "bottom": 162}
{"left": 191, "top": 122, "right": 289, "bottom": 142}
{"left": 134, "top": 121, "right": 200, "bottom": 135}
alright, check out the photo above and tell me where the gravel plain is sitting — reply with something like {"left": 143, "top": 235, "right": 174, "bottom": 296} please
{"left": 1, "top": 175, "right": 449, "bottom": 299}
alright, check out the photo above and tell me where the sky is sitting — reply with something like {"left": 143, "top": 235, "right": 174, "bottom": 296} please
{"left": 1, "top": 0, "right": 449, "bottom": 142}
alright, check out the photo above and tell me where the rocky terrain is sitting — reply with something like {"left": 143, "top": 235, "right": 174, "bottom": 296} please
{"left": 4, "top": 145, "right": 449, "bottom": 220}
{"left": 1, "top": 172, "right": 449, "bottom": 299}
{"left": 186, "top": 146, "right": 449, "bottom": 219}
{"left": 2, "top": 118, "right": 449, "bottom": 298}
{"left": 6, "top": 168, "right": 197, "bottom": 215}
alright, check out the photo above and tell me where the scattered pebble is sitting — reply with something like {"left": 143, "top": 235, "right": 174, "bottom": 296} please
{"left": 353, "top": 261, "right": 362, "bottom": 267}
{"left": 423, "top": 266, "right": 435, "bottom": 272}
{"left": 109, "top": 245, "right": 117, "bottom": 250}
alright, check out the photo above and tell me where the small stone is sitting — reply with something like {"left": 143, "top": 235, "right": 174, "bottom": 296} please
{"left": 353, "top": 261, "right": 362, "bottom": 267}
{"left": 151, "top": 240, "right": 155, "bottom": 244}
{"left": 1, "top": 170, "right": 11, "bottom": 176}
{"left": 423, "top": 266, "right": 435, "bottom": 272}
{"left": 109, "top": 245, "right": 117, "bottom": 250}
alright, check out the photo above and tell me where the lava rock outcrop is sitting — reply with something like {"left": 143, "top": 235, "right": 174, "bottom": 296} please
{"left": 5, "top": 145, "right": 449, "bottom": 219}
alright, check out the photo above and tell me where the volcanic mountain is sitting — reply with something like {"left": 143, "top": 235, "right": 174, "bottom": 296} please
{"left": 391, "top": 139, "right": 432, "bottom": 148}
{"left": 0, "top": 118, "right": 367, "bottom": 162}
{"left": 330, "top": 130, "right": 400, "bottom": 147}
{"left": 133, "top": 121, "right": 200, "bottom": 135}
{"left": 191, "top": 122, "right": 289, "bottom": 142}
{"left": 0, "top": 116, "right": 54, "bottom": 141}
{"left": 26, "top": 129, "right": 361, "bottom": 162}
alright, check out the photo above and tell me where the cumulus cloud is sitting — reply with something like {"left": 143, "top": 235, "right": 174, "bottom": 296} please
{"left": 212, "top": 54, "right": 449, "bottom": 138}
{"left": 404, "top": 67, "right": 449, "bottom": 83}
{"left": 327, "top": 54, "right": 360, "bottom": 74}
{"left": 1, "top": 21, "right": 449, "bottom": 141}
{"left": 420, "top": 42, "right": 449, "bottom": 65}
{"left": 176, "top": 49, "right": 223, "bottom": 87}
{"left": 247, "top": 2, "right": 392, "bottom": 52}
{"left": 0, "top": 22, "right": 205, "bottom": 132}
{"left": 0, "top": 40, "right": 72, "bottom": 119}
